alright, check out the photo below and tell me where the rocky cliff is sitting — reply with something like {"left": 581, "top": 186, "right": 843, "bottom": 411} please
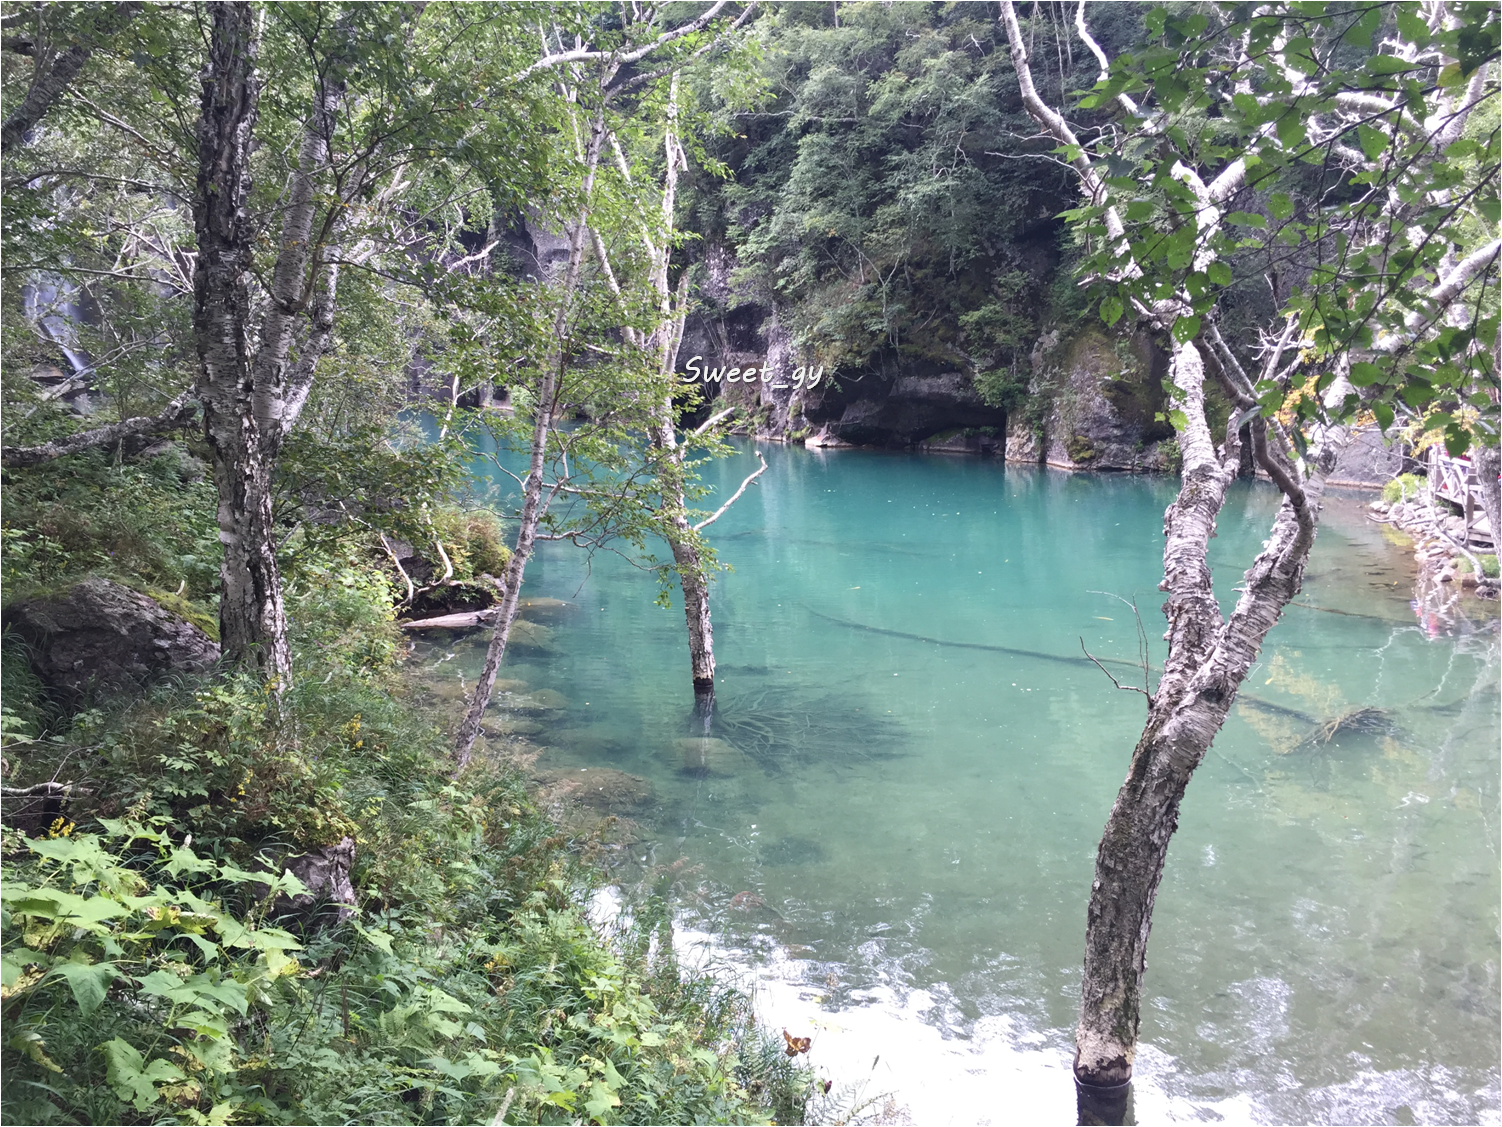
{"left": 679, "top": 245, "right": 1176, "bottom": 468}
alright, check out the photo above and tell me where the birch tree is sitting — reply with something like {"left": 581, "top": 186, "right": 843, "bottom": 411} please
{"left": 588, "top": 74, "right": 767, "bottom": 707}
{"left": 1000, "top": 0, "right": 1498, "bottom": 1095}
{"left": 451, "top": 2, "right": 756, "bottom": 762}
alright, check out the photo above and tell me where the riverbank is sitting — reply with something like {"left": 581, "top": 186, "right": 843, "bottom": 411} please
{"left": 0, "top": 450, "right": 807, "bottom": 1126}
{"left": 1367, "top": 489, "right": 1499, "bottom": 599}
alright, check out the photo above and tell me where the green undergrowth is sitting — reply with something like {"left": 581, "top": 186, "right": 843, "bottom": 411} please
{"left": 1381, "top": 473, "right": 1426, "bottom": 505}
{"left": 0, "top": 437, "right": 810, "bottom": 1125}
{"left": 2, "top": 536, "right": 808, "bottom": 1124}
{"left": 2, "top": 654, "right": 810, "bottom": 1124}
{"left": 0, "top": 445, "right": 221, "bottom": 611}
{"left": 1457, "top": 553, "right": 1501, "bottom": 579}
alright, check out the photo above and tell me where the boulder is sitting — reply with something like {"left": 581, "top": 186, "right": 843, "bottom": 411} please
{"left": 671, "top": 736, "right": 744, "bottom": 777}
{"left": 3, "top": 577, "right": 219, "bottom": 705}
{"left": 531, "top": 767, "right": 653, "bottom": 815}
{"left": 255, "top": 837, "right": 357, "bottom": 925}
{"left": 1326, "top": 425, "right": 1406, "bottom": 488}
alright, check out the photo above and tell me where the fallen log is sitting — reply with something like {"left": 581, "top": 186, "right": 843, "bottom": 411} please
{"left": 398, "top": 609, "right": 497, "bottom": 631}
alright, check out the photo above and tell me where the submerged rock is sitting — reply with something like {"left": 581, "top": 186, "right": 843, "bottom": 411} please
{"left": 3, "top": 577, "right": 219, "bottom": 705}
{"left": 552, "top": 726, "right": 627, "bottom": 755}
{"left": 531, "top": 766, "right": 654, "bottom": 815}
{"left": 485, "top": 717, "right": 545, "bottom": 736}
{"left": 671, "top": 736, "right": 744, "bottom": 777}
{"left": 508, "top": 620, "right": 555, "bottom": 650}
{"left": 497, "top": 687, "right": 570, "bottom": 712}
{"left": 516, "top": 597, "right": 574, "bottom": 617}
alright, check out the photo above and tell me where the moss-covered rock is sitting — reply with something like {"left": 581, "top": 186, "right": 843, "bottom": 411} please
{"left": 2, "top": 576, "right": 219, "bottom": 706}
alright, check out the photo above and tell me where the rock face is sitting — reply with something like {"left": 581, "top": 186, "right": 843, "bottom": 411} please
{"left": 811, "top": 369, "right": 1008, "bottom": 447}
{"left": 1012, "top": 328, "right": 1177, "bottom": 472}
{"left": 3, "top": 577, "right": 219, "bottom": 704}
{"left": 676, "top": 243, "right": 1175, "bottom": 461}
{"left": 1325, "top": 425, "right": 1408, "bottom": 488}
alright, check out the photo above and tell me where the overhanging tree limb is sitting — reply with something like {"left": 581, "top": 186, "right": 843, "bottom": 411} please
{"left": 1, "top": 391, "right": 196, "bottom": 467}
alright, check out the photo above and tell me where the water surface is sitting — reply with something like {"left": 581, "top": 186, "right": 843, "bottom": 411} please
{"left": 425, "top": 442, "right": 1500, "bottom": 1125}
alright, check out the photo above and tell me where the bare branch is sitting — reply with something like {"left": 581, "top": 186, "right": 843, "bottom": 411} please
{"left": 693, "top": 450, "right": 767, "bottom": 530}
{"left": 1075, "top": 2, "right": 1138, "bottom": 115}
{"left": 692, "top": 405, "right": 736, "bottom": 436}
{"left": 1080, "top": 638, "right": 1153, "bottom": 701}
{"left": 507, "top": 1, "right": 736, "bottom": 84}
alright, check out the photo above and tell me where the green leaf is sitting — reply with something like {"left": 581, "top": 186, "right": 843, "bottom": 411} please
{"left": 163, "top": 845, "right": 216, "bottom": 879}
{"left": 584, "top": 1081, "right": 622, "bottom": 1121}
{"left": 1395, "top": 7, "right": 1431, "bottom": 47}
{"left": 1172, "top": 315, "right": 1201, "bottom": 343}
{"left": 1348, "top": 361, "right": 1385, "bottom": 387}
{"left": 102, "top": 1038, "right": 185, "bottom": 1112}
{"left": 1275, "top": 112, "right": 1305, "bottom": 149}
{"left": 1357, "top": 123, "right": 1388, "bottom": 162}
{"left": 1207, "top": 261, "right": 1232, "bottom": 286}
{"left": 138, "top": 969, "right": 249, "bottom": 1015}
{"left": 1367, "top": 54, "right": 1418, "bottom": 76}
{"left": 1372, "top": 401, "right": 1394, "bottom": 431}
{"left": 1266, "top": 193, "right": 1294, "bottom": 221}
{"left": 1, "top": 947, "right": 48, "bottom": 988}
{"left": 44, "top": 960, "right": 119, "bottom": 1016}
{"left": 1436, "top": 62, "right": 1464, "bottom": 88}
{"left": 1099, "top": 295, "right": 1125, "bottom": 327}
{"left": 352, "top": 920, "right": 394, "bottom": 954}
{"left": 1225, "top": 211, "right": 1267, "bottom": 229}
{"left": 1444, "top": 425, "right": 1471, "bottom": 457}
{"left": 3, "top": 887, "right": 129, "bottom": 930}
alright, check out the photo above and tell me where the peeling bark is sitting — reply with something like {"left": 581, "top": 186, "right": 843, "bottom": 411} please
{"left": 190, "top": 2, "right": 289, "bottom": 680}
{"left": 999, "top": 0, "right": 1334, "bottom": 1091}
{"left": 191, "top": 4, "right": 350, "bottom": 680}
{"left": 648, "top": 81, "right": 718, "bottom": 700}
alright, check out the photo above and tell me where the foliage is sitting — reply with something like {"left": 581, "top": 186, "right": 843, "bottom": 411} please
{"left": 429, "top": 507, "right": 513, "bottom": 582}
{"left": 1, "top": 810, "right": 788, "bottom": 1126}
{"left": 2, "top": 580, "right": 796, "bottom": 1125}
{"left": 1, "top": 446, "right": 219, "bottom": 606}
{"left": 1382, "top": 472, "right": 1428, "bottom": 504}
{"left": 1070, "top": 2, "right": 1500, "bottom": 456}
{"left": 688, "top": 1, "right": 1144, "bottom": 395}
{"left": 1456, "top": 551, "right": 1500, "bottom": 576}
{"left": 596, "top": 0, "right": 1171, "bottom": 453}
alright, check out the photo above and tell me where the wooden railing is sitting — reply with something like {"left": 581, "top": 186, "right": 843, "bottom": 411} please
{"left": 1427, "top": 448, "right": 1495, "bottom": 547}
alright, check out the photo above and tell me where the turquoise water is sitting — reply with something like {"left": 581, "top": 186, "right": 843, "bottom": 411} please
{"left": 423, "top": 442, "right": 1500, "bottom": 1125}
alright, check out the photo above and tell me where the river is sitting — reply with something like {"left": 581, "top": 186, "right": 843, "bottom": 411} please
{"left": 417, "top": 441, "right": 1500, "bottom": 1125}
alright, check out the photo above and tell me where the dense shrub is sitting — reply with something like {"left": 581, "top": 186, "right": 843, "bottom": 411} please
{"left": 1382, "top": 473, "right": 1426, "bottom": 504}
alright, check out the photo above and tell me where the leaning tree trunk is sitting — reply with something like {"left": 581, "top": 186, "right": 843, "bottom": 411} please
{"left": 452, "top": 373, "right": 554, "bottom": 765}
{"left": 452, "top": 105, "right": 609, "bottom": 766}
{"left": 1074, "top": 341, "right": 1330, "bottom": 1087}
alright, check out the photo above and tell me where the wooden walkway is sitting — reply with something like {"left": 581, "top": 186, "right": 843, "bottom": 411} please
{"left": 1428, "top": 448, "right": 1496, "bottom": 548}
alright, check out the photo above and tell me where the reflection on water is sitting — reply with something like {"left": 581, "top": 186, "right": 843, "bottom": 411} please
{"left": 416, "top": 444, "right": 1500, "bottom": 1125}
